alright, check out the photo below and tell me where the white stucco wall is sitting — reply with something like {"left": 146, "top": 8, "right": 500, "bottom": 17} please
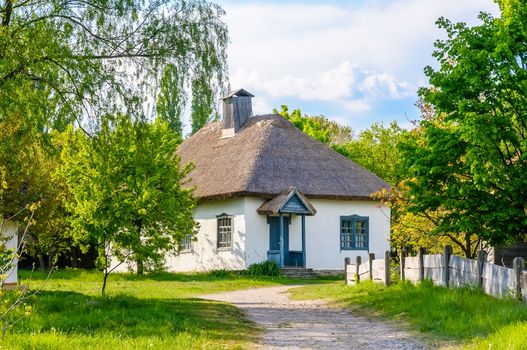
{"left": 1, "top": 220, "right": 18, "bottom": 285}
{"left": 165, "top": 198, "right": 248, "bottom": 272}
{"left": 303, "top": 199, "right": 390, "bottom": 270}
{"left": 115, "top": 196, "right": 390, "bottom": 273}
{"left": 244, "top": 198, "right": 390, "bottom": 270}
{"left": 167, "top": 197, "right": 390, "bottom": 272}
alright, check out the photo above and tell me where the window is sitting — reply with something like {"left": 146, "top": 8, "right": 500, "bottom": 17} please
{"left": 180, "top": 234, "right": 193, "bottom": 252}
{"left": 217, "top": 214, "right": 233, "bottom": 249}
{"left": 340, "top": 215, "right": 369, "bottom": 250}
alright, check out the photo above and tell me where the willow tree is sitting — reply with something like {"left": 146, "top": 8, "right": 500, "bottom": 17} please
{"left": 0, "top": 0, "right": 228, "bottom": 130}
{"left": 0, "top": 0, "right": 228, "bottom": 264}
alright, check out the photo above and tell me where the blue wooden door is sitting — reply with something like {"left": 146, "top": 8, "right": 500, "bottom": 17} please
{"left": 267, "top": 216, "right": 290, "bottom": 265}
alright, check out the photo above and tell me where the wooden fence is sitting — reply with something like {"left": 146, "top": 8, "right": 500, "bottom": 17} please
{"left": 345, "top": 251, "right": 391, "bottom": 286}
{"left": 345, "top": 246, "right": 527, "bottom": 302}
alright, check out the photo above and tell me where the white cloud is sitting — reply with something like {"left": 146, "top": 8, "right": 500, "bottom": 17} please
{"left": 223, "top": 0, "right": 498, "bottom": 81}
{"left": 251, "top": 96, "right": 273, "bottom": 115}
{"left": 219, "top": 0, "right": 499, "bottom": 128}
{"left": 232, "top": 60, "right": 411, "bottom": 107}
{"left": 361, "top": 72, "right": 413, "bottom": 99}
{"left": 344, "top": 99, "right": 371, "bottom": 113}
{"left": 232, "top": 61, "right": 357, "bottom": 101}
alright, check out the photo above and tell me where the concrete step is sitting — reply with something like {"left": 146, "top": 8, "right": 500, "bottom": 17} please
{"left": 281, "top": 267, "right": 317, "bottom": 279}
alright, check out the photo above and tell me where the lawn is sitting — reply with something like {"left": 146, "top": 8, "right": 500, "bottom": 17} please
{"left": 290, "top": 280, "right": 527, "bottom": 349}
{"left": 1, "top": 269, "right": 330, "bottom": 350}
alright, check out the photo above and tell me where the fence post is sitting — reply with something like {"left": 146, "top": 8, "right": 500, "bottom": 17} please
{"left": 355, "top": 256, "right": 361, "bottom": 284}
{"left": 344, "top": 257, "right": 350, "bottom": 285}
{"left": 368, "top": 253, "right": 375, "bottom": 280}
{"left": 477, "top": 250, "right": 487, "bottom": 289}
{"left": 443, "top": 245, "right": 452, "bottom": 288}
{"left": 400, "top": 248, "right": 406, "bottom": 281}
{"left": 418, "top": 248, "right": 425, "bottom": 282}
{"left": 512, "top": 257, "right": 525, "bottom": 301}
{"left": 384, "top": 251, "right": 391, "bottom": 286}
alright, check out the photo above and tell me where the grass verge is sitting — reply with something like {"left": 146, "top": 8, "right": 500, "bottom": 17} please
{"left": 0, "top": 269, "right": 333, "bottom": 350}
{"left": 289, "top": 280, "right": 527, "bottom": 349}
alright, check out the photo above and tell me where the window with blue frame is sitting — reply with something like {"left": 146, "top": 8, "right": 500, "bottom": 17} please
{"left": 340, "top": 215, "right": 369, "bottom": 250}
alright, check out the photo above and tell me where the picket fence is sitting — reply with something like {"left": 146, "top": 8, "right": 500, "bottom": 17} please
{"left": 345, "top": 246, "right": 527, "bottom": 302}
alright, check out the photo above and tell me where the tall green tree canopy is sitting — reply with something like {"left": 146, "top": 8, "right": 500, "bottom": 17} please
{"left": 402, "top": 0, "right": 527, "bottom": 246}
{"left": 337, "top": 121, "right": 406, "bottom": 186}
{"left": 274, "top": 105, "right": 354, "bottom": 145}
{"left": 0, "top": 0, "right": 228, "bottom": 130}
{"left": 60, "top": 116, "right": 197, "bottom": 293}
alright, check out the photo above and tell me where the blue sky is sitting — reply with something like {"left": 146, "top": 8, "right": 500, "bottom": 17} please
{"left": 214, "top": 0, "right": 500, "bottom": 132}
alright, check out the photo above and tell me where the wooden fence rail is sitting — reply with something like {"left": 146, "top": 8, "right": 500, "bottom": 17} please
{"left": 345, "top": 252, "right": 391, "bottom": 286}
{"left": 344, "top": 246, "right": 527, "bottom": 302}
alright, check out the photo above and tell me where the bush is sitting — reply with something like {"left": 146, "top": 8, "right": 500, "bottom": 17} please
{"left": 209, "top": 269, "right": 230, "bottom": 278}
{"left": 246, "top": 261, "right": 281, "bottom": 276}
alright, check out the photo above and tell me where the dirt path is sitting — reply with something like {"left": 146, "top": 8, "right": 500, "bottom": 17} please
{"left": 202, "top": 285, "right": 428, "bottom": 350}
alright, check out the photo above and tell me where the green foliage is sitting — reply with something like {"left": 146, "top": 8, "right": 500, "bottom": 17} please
{"left": 291, "top": 280, "right": 527, "bottom": 346}
{"left": 246, "top": 261, "right": 281, "bottom": 277}
{"left": 337, "top": 121, "right": 407, "bottom": 185}
{"left": 0, "top": 288, "right": 33, "bottom": 337}
{"left": 157, "top": 64, "right": 184, "bottom": 137}
{"left": 60, "top": 116, "right": 197, "bottom": 291}
{"left": 0, "top": 0, "right": 229, "bottom": 270}
{"left": 402, "top": 1, "right": 527, "bottom": 246}
{"left": 274, "top": 105, "right": 354, "bottom": 145}
{"left": 0, "top": 0, "right": 228, "bottom": 129}
{"left": 0, "top": 115, "right": 72, "bottom": 269}
{"left": 209, "top": 269, "right": 230, "bottom": 278}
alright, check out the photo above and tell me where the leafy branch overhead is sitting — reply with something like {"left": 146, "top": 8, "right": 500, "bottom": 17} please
{"left": 0, "top": 0, "right": 228, "bottom": 130}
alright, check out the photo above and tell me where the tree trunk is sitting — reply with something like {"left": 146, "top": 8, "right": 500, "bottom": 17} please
{"left": 70, "top": 248, "right": 78, "bottom": 268}
{"left": 37, "top": 255, "right": 47, "bottom": 272}
{"left": 134, "top": 219, "right": 144, "bottom": 275}
{"left": 48, "top": 251, "right": 56, "bottom": 270}
{"left": 102, "top": 270, "right": 108, "bottom": 295}
{"left": 136, "top": 259, "right": 144, "bottom": 275}
{"left": 2, "top": 0, "right": 13, "bottom": 27}
{"left": 463, "top": 233, "right": 480, "bottom": 259}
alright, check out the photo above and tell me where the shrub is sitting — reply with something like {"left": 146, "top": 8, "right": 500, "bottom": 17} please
{"left": 246, "top": 261, "right": 281, "bottom": 276}
{"left": 209, "top": 269, "right": 230, "bottom": 278}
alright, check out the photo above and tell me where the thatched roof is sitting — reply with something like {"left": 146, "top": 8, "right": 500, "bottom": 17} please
{"left": 177, "top": 114, "right": 389, "bottom": 200}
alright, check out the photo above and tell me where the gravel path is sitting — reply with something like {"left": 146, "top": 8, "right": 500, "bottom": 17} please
{"left": 202, "top": 285, "right": 428, "bottom": 350}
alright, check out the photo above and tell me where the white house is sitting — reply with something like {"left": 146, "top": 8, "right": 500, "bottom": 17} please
{"left": 165, "top": 89, "right": 391, "bottom": 272}
{"left": 1, "top": 220, "right": 19, "bottom": 286}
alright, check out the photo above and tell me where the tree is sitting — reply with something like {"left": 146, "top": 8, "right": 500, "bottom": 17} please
{"left": 0, "top": 0, "right": 228, "bottom": 130}
{"left": 274, "top": 104, "right": 478, "bottom": 256}
{"left": 274, "top": 105, "right": 354, "bottom": 146}
{"left": 60, "top": 116, "right": 197, "bottom": 294}
{"left": 1, "top": 0, "right": 228, "bottom": 270}
{"left": 0, "top": 114, "right": 72, "bottom": 271}
{"left": 157, "top": 64, "right": 184, "bottom": 137}
{"left": 337, "top": 121, "right": 406, "bottom": 186}
{"left": 403, "top": 0, "right": 527, "bottom": 247}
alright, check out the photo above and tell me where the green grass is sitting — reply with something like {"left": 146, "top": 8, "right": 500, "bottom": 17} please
{"left": 0, "top": 269, "right": 331, "bottom": 350}
{"left": 290, "top": 280, "right": 527, "bottom": 349}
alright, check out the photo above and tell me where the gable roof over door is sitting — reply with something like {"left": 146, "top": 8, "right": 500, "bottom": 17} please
{"left": 257, "top": 187, "right": 316, "bottom": 216}
{"left": 177, "top": 114, "right": 389, "bottom": 200}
